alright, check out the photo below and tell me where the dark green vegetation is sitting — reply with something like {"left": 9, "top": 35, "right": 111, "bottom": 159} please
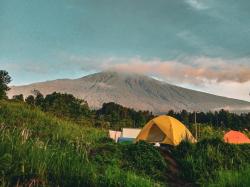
{"left": 167, "top": 109, "right": 250, "bottom": 130}
{"left": 172, "top": 139, "right": 250, "bottom": 186}
{"left": 11, "top": 91, "right": 250, "bottom": 131}
{"left": 0, "top": 70, "right": 11, "bottom": 100}
{"left": 207, "top": 165, "right": 250, "bottom": 187}
{"left": 13, "top": 91, "right": 90, "bottom": 120}
{"left": 12, "top": 91, "right": 155, "bottom": 129}
{"left": 96, "top": 102, "right": 154, "bottom": 129}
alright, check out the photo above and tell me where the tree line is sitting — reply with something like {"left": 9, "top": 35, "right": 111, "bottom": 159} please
{"left": 166, "top": 109, "right": 250, "bottom": 130}
{"left": 10, "top": 92, "right": 154, "bottom": 129}
{"left": 10, "top": 91, "right": 250, "bottom": 130}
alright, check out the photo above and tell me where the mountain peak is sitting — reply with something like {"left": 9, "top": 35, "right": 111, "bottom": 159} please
{"left": 87, "top": 70, "right": 150, "bottom": 79}
{"left": 80, "top": 71, "right": 155, "bottom": 83}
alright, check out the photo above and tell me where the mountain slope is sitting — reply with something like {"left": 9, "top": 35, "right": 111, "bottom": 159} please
{"left": 8, "top": 71, "right": 250, "bottom": 113}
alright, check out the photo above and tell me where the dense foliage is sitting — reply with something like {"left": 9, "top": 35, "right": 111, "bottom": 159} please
{"left": 96, "top": 102, "right": 154, "bottom": 129}
{"left": 0, "top": 70, "right": 11, "bottom": 100}
{"left": 121, "top": 141, "right": 167, "bottom": 181}
{"left": 91, "top": 141, "right": 167, "bottom": 182}
{"left": 17, "top": 91, "right": 91, "bottom": 121}
{"left": 42, "top": 92, "right": 90, "bottom": 118}
{"left": 167, "top": 109, "right": 250, "bottom": 130}
{"left": 11, "top": 89, "right": 249, "bottom": 131}
{"left": 12, "top": 94, "right": 24, "bottom": 102}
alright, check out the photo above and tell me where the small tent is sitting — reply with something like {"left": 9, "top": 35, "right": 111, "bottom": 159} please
{"left": 109, "top": 130, "right": 121, "bottom": 143}
{"left": 136, "top": 115, "right": 196, "bottom": 146}
{"left": 224, "top": 130, "right": 250, "bottom": 144}
{"left": 117, "top": 128, "right": 142, "bottom": 143}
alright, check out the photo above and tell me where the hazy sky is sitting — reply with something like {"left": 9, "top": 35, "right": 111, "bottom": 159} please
{"left": 1, "top": 0, "right": 250, "bottom": 101}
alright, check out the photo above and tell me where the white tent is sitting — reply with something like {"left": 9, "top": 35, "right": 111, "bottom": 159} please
{"left": 122, "top": 128, "right": 141, "bottom": 139}
{"left": 109, "top": 130, "right": 121, "bottom": 142}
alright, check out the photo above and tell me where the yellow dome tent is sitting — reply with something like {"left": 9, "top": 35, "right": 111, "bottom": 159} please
{"left": 136, "top": 115, "right": 196, "bottom": 146}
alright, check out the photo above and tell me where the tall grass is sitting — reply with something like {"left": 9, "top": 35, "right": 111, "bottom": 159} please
{"left": 173, "top": 139, "right": 250, "bottom": 185}
{"left": 0, "top": 101, "right": 104, "bottom": 146}
{"left": 207, "top": 165, "right": 250, "bottom": 187}
{"left": 0, "top": 101, "right": 162, "bottom": 186}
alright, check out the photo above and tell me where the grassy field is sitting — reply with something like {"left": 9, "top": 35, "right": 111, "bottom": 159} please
{"left": 207, "top": 166, "right": 250, "bottom": 187}
{"left": 0, "top": 100, "right": 250, "bottom": 186}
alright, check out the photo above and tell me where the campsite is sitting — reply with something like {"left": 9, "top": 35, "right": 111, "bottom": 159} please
{"left": 2, "top": 1, "right": 250, "bottom": 186}
{"left": 0, "top": 72, "right": 250, "bottom": 186}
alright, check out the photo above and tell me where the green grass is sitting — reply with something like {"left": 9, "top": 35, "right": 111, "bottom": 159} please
{"left": 172, "top": 139, "right": 250, "bottom": 186}
{"left": 207, "top": 165, "right": 250, "bottom": 187}
{"left": 0, "top": 101, "right": 163, "bottom": 186}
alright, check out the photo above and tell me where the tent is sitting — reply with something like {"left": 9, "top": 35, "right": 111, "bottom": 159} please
{"left": 224, "top": 130, "right": 250, "bottom": 144}
{"left": 122, "top": 128, "right": 141, "bottom": 139}
{"left": 136, "top": 115, "right": 196, "bottom": 146}
{"left": 109, "top": 130, "right": 122, "bottom": 143}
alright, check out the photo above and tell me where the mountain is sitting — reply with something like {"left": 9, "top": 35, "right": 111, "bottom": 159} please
{"left": 7, "top": 71, "right": 250, "bottom": 113}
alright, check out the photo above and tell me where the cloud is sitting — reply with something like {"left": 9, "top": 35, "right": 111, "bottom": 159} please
{"left": 185, "top": 0, "right": 209, "bottom": 10}
{"left": 64, "top": 55, "right": 250, "bottom": 85}
{"left": 104, "top": 57, "right": 250, "bottom": 84}
{"left": 63, "top": 55, "right": 250, "bottom": 101}
{"left": 3, "top": 55, "right": 250, "bottom": 101}
{"left": 201, "top": 80, "right": 250, "bottom": 102}
{"left": 5, "top": 53, "right": 244, "bottom": 86}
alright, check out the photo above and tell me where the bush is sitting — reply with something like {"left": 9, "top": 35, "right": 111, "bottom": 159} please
{"left": 122, "top": 141, "right": 168, "bottom": 181}
{"left": 90, "top": 141, "right": 168, "bottom": 182}
{"left": 90, "top": 143, "right": 122, "bottom": 166}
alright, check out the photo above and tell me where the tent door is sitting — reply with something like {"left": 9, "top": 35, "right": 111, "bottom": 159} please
{"left": 147, "top": 124, "right": 166, "bottom": 142}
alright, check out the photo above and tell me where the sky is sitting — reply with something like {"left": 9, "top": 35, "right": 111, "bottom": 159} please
{"left": 0, "top": 0, "right": 250, "bottom": 101}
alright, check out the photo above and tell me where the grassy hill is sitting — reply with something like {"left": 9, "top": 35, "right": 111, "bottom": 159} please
{"left": 0, "top": 101, "right": 163, "bottom": 186}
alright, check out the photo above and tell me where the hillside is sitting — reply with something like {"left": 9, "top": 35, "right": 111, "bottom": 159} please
{"left": 0, "top": 101, "right": 164, "bottom": 186}
{"left": 8, "top": 71, "right": 250, "bottom": 113}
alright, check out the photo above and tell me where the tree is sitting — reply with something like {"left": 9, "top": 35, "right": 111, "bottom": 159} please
{"left": 96, "top": 102, "right": 154, "bottom": 128}
{"left": 42, "top": 92, "right": 89, "bottom": 119}
{"left": 180, "top": 110, "right": 189, "bottom": 125}
{"left": 0, "top": 70, "right": 11, "bottom": 99}
{"left": 25, "top": 95, "right": 35, "bottom": 106}
{"left": 32, "top": 90, "right": 44, "bottom": 107}
{"left": 12, "top": 94, "right": 24, "bottom": 102}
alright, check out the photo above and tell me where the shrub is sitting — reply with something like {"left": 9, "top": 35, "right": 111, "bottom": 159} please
{"left": 90, "top": 143, "right": 122, "bottom": 166}
{"left": 122, "top": 141, "right": 168, "bottom": 181}
{"left": 90, "top": 141, "right": 168, "bottom": 182}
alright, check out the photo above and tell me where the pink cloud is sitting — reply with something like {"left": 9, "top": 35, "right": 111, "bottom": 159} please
{"left": 101, "top": 57, "right": 250, "bottom": 84}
